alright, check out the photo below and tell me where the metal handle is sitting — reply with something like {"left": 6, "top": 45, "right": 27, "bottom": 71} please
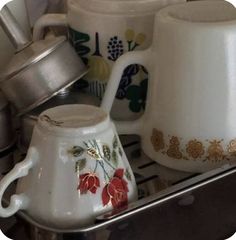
{"left": 0, "top": 6, "right": 31, "bottom": 52}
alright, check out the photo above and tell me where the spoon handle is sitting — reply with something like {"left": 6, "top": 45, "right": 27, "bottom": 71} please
{"left": 0, "top": 6, "right": 31, "bottom": 52}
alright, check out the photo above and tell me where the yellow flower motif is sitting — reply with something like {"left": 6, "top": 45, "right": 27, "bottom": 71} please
{"left": 186, "top": 139, "right": 205, "bottom": 159}
{"left": 228, "top": 139, "right": 236, "bottom": 155}
{"left": 135, "top": 33, "right": 146, "bottom": 45}
{"left": 151, "top": 128, "right": 165, "bottom": 152}
{"left": 166, "top": 136, "right": 182, "bottom": 159}
{"left": 125, "top": 29, "right": 135, "bottom": 42}
{"left": 207, "top": 140, "right": 225, "bottom": 162}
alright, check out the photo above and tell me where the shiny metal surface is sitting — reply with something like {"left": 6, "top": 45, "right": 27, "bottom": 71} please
{"left": 0, "top": 6, "right": 88, "bottom": 116}
{"left": 3, "top": 136, "right": 236, "bottom": 240}
{"left": 0, "top": 37, "right": 88, "bottom": 116}
{"left": 0, "top": 6, "right": 31, "bottom": 52}
{"left": 0, "top": 92, "right": 15, "bottom": 151}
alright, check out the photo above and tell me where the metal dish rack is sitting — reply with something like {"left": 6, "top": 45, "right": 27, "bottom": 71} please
{"left": 2, "top": 135, "right": 236, "bottom": 240}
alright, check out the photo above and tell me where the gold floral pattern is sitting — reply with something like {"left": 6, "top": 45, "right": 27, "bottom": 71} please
{"left": 186, "top": 140, "right": 205, "bottom": 159}
{"left": 150, "top": 128, "right": 236, "bottom": 163}
{"left": 228, "top": 139, "right": 236, "bottom": 156}
{"left": 206, "top": 140, "right": 225, "bottom": 162}
{"left": 166, "top": 136, "right": 182, "bottom": 159}
{"left": 151, "top": 129, "right": 165, "bottom": 152}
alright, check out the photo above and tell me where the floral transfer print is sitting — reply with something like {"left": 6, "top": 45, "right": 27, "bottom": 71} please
{"left": 68, "top": 135, "right": 131, "bottom": 209}
{"left": 227, "top": 139, "right": 236, "bottom": 156}
{"left": 150, "top": 129, "right": 236, "bottom": 163}
{"left": 102, "top": 169, "right": 128, "bottom": 208}
{"left": 206, "top": 140, "right": 226, "bottom": 162}
{"left": 151, "top": 128, "right": 165, "bottom": 152}
{"left": 166, "top": 137, "right": 182, "bottom": 159}
{"left": 68, "top": 28, "right": 90, "bottom": 65}
{"left": 114, "top": 29, "right": 148, "bottom": 107}
{"left": 126, "top": 78, "right": 148, "bottom": 112}
{"left": 186, "top": 140, "right": 205, "bottom": 159}
{"left": 78, "top": 173, "right": 100, "bottom": 194}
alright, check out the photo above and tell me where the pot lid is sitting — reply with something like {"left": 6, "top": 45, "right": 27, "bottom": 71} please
{"left": 0, "top": 36, "right": 66, "bottom": 81}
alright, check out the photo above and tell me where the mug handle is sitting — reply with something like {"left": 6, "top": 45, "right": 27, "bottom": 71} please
{"left": 0, "top": 147, "right": 39, "bottom": 217}
{"left": 101, "top": 49, "right": 151, "bottom": 135}
{"left": 32, "top": 13, "right": 67, "bottom": 41}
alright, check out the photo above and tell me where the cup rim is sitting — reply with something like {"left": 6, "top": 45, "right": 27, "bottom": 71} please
{"left": 37, "top": 104, "right": 111, "bottom": 137}
{"left": 68, "top": 0, "right": 183, "bottom": 15}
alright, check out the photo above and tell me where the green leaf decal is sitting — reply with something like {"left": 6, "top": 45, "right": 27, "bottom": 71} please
{"left": 125, "top": 169, "right": 132, "bottom": 181}
{"left": 68, "top": 28, "right": 91, "bottom": 65}
{"left": 118, "top": 147, "right": 123, "bottom": 157}
{"left": 103, "top": 144, "right": 111, "bottom": 160}
{"left": 113, "top": 135, "right": 118, "bottom": 149}
{"left": 112, "top": 150, "right": 118, "bottom": 166}
{"left": 68, "top": 146, "right": 85, "bottom": 157}
{"left": 75, "top": 158, "right": 86, "bottom": 173}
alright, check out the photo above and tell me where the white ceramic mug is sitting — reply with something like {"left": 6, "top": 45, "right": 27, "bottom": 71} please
{"left": 0, "top": 104, "right": 137, "bottom": 228}
{"left": 32, "top": 0, "right": 185, "bottom": 120}
{"left": 101, "top": 1, "right": 236, "bottom": 173}
{"left": 0, "top": 0, "right": 30, "bottom": 72}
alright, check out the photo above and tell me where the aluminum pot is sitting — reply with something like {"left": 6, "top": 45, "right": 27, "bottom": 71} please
{"left": 18, "top": 90, "right": 100, "bottom": 152}
{"left": 0, "top": 91, "right": 15, "bottom": 151}
{"left": 0, "top": 6, "right": 88, "bottom": 116}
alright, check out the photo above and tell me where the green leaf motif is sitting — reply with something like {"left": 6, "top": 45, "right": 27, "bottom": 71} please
{"left": 103, "top": 144, "right": 111, "bottom": 160}
{"left": 68, "top": 146, "right": 85, "bottom": 157}
{"left": 125, "top": 169, "right": 132, "bottom": 181}
{"left": 113, "top": 135, "right": 118, "bottom": 149}
{"left": 112, "top": 150, "right": 118, "bottom": 166}
{"left": 75, "top": 158, "right": 86, "bottom": 173}
{"left": 118, "top": 147, "right": 123, "bottom": 157}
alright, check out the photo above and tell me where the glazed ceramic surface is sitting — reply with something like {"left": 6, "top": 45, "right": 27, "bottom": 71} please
{"left": 32, "top": 0, "right": 185, "bottom": 121}
{"left": 18, "top": 91, "right": 100, "bottom": 152}
{"left": 0, "top": 104, "right": 137, "bottom": 228}
{"left": 102, "top": 1, "right": 236, "bottom": 173}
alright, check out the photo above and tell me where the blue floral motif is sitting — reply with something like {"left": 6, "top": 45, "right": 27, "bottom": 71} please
{"left": 116, "top": 64, "right": 140, "bottom": 99}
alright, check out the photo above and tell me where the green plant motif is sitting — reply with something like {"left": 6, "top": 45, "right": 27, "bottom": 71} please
{"left": 75, "top": 158, "right": 86, "bottom": 172}
{"left": 113, "top": 135, "right": 118, "bottom": 149}
{"left": 68, "top": 146, "right": 85, "bottom": 157}
{"left": 68, "top": 28, "right": 91, "bottom": 65}
{"left": 125, "top": 169, "right": 132, "bottom": 181}
{"left": 112, "top": 150, "right": 118, "bottom": 167}
{"left": 68, "top": 135, "right": 129, "bottom": 183}
{"left": 126, "top": 78, "right": 148, "bottom": 113}
{"left": 103, "top": 144, "right": 111, "bottom": 160}
{"left": 118, "top": 147, "right": 123, "bottom": 157}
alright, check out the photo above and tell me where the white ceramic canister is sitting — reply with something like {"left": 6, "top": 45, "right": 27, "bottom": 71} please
{"left": 101, "top": 1, "right": 236, "bottom": 173}
{"left": 33, "top": 0, "right": 185, "bottom": 121}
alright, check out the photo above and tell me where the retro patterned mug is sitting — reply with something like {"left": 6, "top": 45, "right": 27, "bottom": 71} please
{"left": 101, "top": 1, "right": 236, "bottom": 173}
{"left": 32, "top": 0, "right": 185, "bottom": 120}
{"left": 0, "top": 104, "right": 137, "bottom": 228}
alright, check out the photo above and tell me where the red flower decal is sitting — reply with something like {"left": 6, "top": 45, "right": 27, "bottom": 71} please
{"left": 78, "top": 173, "right": 100, "bottom": 194}
{"left": 102, "top": 169, "right": 129, "bottom": 208}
